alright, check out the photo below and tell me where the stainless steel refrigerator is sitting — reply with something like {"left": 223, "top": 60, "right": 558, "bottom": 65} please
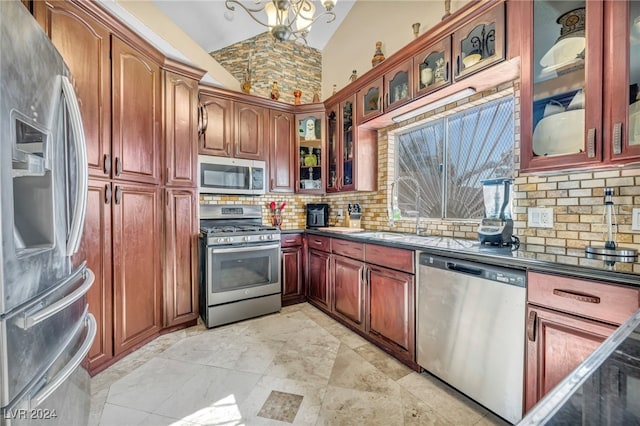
{"left": 0, "top": 1, "right": 95, "bottom": 425}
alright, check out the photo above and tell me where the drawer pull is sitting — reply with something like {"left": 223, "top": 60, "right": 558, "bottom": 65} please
{"left": 527, "top": 310, "right": 537, "bottom": 342}
{"left": 313, "top": 240, "right": 323, "bottom": 245}
{"left": 553, "top": 289, "right": 601, "bottom": 304}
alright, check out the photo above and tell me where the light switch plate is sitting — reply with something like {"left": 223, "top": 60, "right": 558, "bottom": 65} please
{"left": 632, "top": 208, "right": 640, "bottom": 231}
{"left": 528, "top": 207, "right": 554, "bottom": 228}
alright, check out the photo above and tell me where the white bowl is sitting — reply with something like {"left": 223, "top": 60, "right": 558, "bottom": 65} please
{"left": 540, "top": 37, "right": 585, "bottom": 68}
{"left": 567, "top": 89, "right": 584, "bottom": 110}
{"left": 463, "top": 53, "right": 481, "bottom": 68}
{"left": 533, "top": 109, "right": 585, "bottom": 156}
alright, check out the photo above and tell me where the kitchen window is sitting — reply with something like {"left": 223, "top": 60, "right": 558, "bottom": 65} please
{"left": 394, "top": 95, "right": 514, "bottom": 219}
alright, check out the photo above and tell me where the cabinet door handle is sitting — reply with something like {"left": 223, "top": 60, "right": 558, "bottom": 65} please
{"left": 114, "top": 185, "right": 122, "bottom": 205}
{"left": 553, "top": 289, "right": 601, "bottom": 304}
{"left": 115, "top": 157, "right": 122, "bottom": 176}
{"left": 378, "top": 96, "right": 382, "bottom": 112}
{"left": 456, "top": 55, "right": 461, "bottom": 76}
{"left": 445, "top": 61, "right": 450, "bottom": 81}
{"left": 612, "top": 122, "right": 622, "bottom": 155}
{"left": 587, "top": 128, "right": 596, "bottom": 158}
{"left": 104, "top": 154, "right": 111, "bottom": 175}
{"left": 105, "top": 184, "right": 112, "bottom": 204}
{"left": 527, "top": 310, "right": 537, "bottom": 342}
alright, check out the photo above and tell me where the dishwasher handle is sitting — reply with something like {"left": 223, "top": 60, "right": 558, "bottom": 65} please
{"left": 446, "top": 262, "right": 483, "bottom": 276}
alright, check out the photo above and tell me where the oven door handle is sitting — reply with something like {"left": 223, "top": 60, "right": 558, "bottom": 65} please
{"left": 209, "top": 243, "right": 281, "bottom": 254}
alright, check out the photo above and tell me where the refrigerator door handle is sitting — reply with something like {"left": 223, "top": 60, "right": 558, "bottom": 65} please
{"left": 15, "top": 265, "right": 94, "bottom": 330}
{"left": 29, "top": 313, "right": 96, "bottom": 408}
{"left": 61, "top": 75, "right": 88, "bottom": 256}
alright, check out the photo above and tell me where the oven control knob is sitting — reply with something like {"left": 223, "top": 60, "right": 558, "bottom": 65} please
{"left": 217, "top": 238, "right": 225, "bottom": 243}
{"left": 225, "top": 237, "right": 232, "bottom": 243}
{"left": 243, "top": 236, "right": 250, "bottom": 242}
{"left": 259, "top": 235, "right": 267, "bottom": 241}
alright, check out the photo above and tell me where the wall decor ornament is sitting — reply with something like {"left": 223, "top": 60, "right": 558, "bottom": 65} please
{"left": 270, "top": 81, "right": 280, "bottom": 100}
{"left": 293, "top": 88, "right": 302, "bottom": 105}
{"left": 371, "top": 41, "right": 385, "bottom": 67}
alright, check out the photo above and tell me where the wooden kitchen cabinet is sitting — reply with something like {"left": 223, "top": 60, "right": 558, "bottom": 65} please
{"left": 365, "top": 244, "right": 415, "bottom": 364}
{"left": 452, "top": 1, "right": 505, "bottom": 80}
{"left": 414, "top": 37, "right": 452, "bottom": 98}
{"left": 112, "top": 183, "right": 162, "bottom": 356}
{"left": 80, "top": 179, "right": 113, "bottom": 372}
{"left": 326, "top": 97, "right": 377, "bottom": 193}
{"left": 281, "top": 233, "right": 305, "bottom": 306}
{"left": 356, "top": 77, "right": 383, "bottom": 123}
{"left": 296, "top": 106, "right": 325, "bottom": 194}
{"left": 519, "top": 0, "right": 640, "bottom": 172}
{"left": 111, "top": 35, "right": 162, "bottom": 185}
{"left": 197, "top": 90, "right": 268, "bottom": 161}
{"left": 198, "top": 92, "right": 233, "bottom": 157}
{"left": 331, "top": 239, "right": 366, "bottom": 331}
{"left": 306, "top": 235, "right": 332, "bottom": 310}
{"left": 367, "top": 265, "right": 415, "bottom": 363}
{"left": 163, "top": 68, "right": 200, "bottom": 187}
{"left": 356, "top": 60, "right": 413, "bottom": 124}
{"left": 384, "top": 59, "right": 413, "bottom": 111}
{"left": 307, "top": 248, "right": 331, "bottom": 310}
{"left": 269, "top": 109, "right": 295, "bottom": 193}
{"left": 163, "top": 188, "right": 199, "bottom": 328}
{"left": 525, "top": 305, "right": 616, "bottom": 412}
{"left": 33, "top": 0, "right": 112, "bottom": 179}
{"left": 525, "top": 271, "right": 640, "bottom": 411}
{"left": 235, "top": 102, "right": 268, "bottom": 160}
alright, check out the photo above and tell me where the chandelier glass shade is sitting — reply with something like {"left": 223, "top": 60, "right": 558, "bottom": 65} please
{"left": 225, "top": 0, "right": 337, "bottom": 43}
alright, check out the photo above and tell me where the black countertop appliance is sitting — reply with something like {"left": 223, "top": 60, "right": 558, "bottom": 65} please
{"left": 306, "top": 203, "right": 329, "bottom": 228}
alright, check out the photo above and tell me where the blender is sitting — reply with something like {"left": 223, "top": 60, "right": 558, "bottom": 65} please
{"left": 477, "top": 178, "right": 514, "bottom": 245}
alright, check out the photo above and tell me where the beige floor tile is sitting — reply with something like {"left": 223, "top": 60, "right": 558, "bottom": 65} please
{"left": 354, "top": 343, "right": 414, "bottom": 381}
{"left": 92, "top": 303, "right": 517, "bottom": 426}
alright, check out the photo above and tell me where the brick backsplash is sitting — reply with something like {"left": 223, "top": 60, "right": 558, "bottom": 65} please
{"left": 199, "top": 77, "right": 640, "bottom": 272}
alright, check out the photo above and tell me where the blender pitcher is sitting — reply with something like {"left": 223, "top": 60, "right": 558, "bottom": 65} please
{"left": 478, "top": 178, "right": 514, "bottom": 245}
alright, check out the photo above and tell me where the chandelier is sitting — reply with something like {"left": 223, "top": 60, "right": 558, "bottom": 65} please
{"left": 225, "top": 0, "right": 338, "bottom": 43}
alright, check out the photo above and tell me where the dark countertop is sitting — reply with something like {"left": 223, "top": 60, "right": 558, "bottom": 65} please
{"left": 303, "top": 229, "right": 640, "bottom": 287}
{"left": 518, "top": 309, "right": 640, "bottom": 425}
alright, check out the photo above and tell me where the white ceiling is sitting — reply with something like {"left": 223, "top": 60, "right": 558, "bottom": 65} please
{"left": 151, "top": 0, "right": 356, "bottom": 52}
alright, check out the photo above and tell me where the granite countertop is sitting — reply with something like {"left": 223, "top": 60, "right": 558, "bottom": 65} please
{"left": 518, "top": 309, "right": 640, "bottom": 425}
{"left": 303, "top": 228, "right": 640, "bottom": 286}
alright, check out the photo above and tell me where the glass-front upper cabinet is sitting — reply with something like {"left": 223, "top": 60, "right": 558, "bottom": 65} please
{"left": 384, "top": 60, "right": 412, "bottom": 111}
{"left": 520, "top": 0, "right": 604, "bottom": 172}
{"left": 356, "top": 77, "right": 383, "bottom": 124}
{"left": 413, "top": 37, "right": 452, "bottom": 98}
{"left": 608, "top": 0, "right": 640, "bottom": 162}
{"left": 326, "top": 106, "right": 339, "bottom": 192}
{"left": 341, "top": 98, "right": 355, "bottom": 191}
{"left": 452, "top": 2, "right": 505, "bottom": 80}
{"left": 297, "top": 112, "right": 324, "bottom": 193}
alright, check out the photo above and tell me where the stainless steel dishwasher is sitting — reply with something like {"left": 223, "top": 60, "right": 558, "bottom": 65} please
{"left": 417, "top": 253, "right": 526, "bottom": 424}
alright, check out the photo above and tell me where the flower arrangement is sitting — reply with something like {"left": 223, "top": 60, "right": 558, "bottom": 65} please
{"left": 268, "top": 201, "right": 286, "bottom": 228}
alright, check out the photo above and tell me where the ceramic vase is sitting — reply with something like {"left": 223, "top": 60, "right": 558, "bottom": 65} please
{"left": 421, "top": 67, "right": 433, "bottom": 86}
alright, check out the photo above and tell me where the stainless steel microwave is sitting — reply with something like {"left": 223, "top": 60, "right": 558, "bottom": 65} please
{"left": 198, "top": 155, "right": 266, "bottom": 195}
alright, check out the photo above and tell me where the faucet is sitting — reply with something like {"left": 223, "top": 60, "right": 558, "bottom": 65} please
{"left": 390, "top": 176, "right": 421, "bottom": 235}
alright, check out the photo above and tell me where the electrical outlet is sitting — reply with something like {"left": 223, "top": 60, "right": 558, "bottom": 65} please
{"left": 632, "top": 208, "right": 640, "bottom": 231}
{"left": 528, "top": 207, "right": 554, "bottom": 228}
{"left": 336, "top": 208, "right": 344, "bottom": 219}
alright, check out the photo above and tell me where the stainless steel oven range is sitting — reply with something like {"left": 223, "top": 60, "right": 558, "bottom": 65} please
{"left": 199, "top": 204, "right": 281, "bottom": 328}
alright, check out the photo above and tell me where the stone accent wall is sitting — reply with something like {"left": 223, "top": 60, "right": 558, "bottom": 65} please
{"left": 210, "top": 32, "right": 322, "bottom": 104}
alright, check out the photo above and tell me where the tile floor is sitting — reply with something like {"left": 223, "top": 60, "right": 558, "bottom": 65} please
{"left": 90, "top": 303, "right": 510, "bottom": 425}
